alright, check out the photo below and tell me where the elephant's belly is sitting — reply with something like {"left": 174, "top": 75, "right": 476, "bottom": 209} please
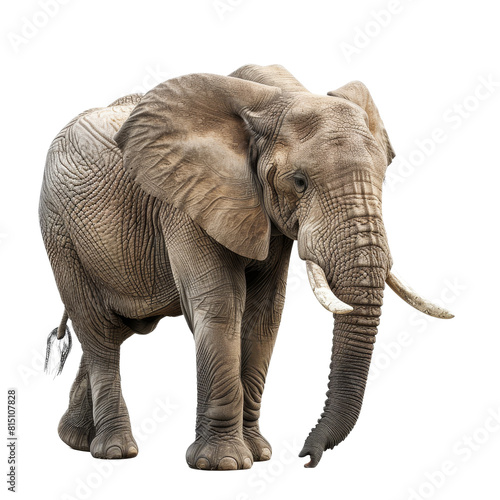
{"left": 88, "top": 234, "right": 182, "bottom": 324}
{"left": 109, "top": 277, "right": 182, "bottom": 317}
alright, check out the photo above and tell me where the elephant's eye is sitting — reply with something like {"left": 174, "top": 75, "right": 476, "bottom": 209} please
{"left": 293, "top": 173, "right": 308, "bottom": 193}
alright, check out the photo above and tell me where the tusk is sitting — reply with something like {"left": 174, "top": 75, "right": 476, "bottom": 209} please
{"left": 386, "top": 271, "right": 454, "bottom": 319}
{"left": 306, "top": 261, "right": 353, "bottom": 314}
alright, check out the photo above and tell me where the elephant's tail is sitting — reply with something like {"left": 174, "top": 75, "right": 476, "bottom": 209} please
{"left": 44, "top": 310, "right": 72, "bottom": 377}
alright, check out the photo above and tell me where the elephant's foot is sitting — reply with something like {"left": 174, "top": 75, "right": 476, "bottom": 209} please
{"left": 58, "top": 411, "right": 95, "bottom": 452}
{"left": 90, "top": 429, "right": 138, "bottom": 459}
{"left": 186, "top": 435, "right": 253, "bottom": 470}
{"left": 243, "top": 426, "right": 272, "bottom": 462}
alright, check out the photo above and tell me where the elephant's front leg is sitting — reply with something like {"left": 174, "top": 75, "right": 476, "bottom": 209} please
{"left": 187, "top": 306, "right": 253, "bottom": 471}
{"left": 241, "top": 236, "right": 293, "bottom": 461}
{"left": 168, "top": 230, "right": 253, "bottom": 469}
{"left": 241, "top": 338, "right": 275, "bottom": 462}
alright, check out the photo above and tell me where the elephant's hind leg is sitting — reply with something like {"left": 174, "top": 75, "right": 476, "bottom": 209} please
{"left": 58, "top": 355, "right": 95, "bottom": 451}
{"left": 80, "top": 328, "right": 138, "bottom": 460}
{"left": 60, "top": 327, "right": 138, "bottom": 459}
{"left": 42, "top": 206, "right": 137, "bottom": 459}
{"left": 58, "top": 315, "right": 138, "bottom": 460}
{"left": 40, "top": 206, "right": 98, "bottom": 452}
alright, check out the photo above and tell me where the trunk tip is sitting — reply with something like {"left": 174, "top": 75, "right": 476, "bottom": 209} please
{"left": 299, "top": 444, "right": 323, "bottom": 468}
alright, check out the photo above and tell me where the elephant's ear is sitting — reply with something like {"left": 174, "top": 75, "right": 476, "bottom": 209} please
{"left": 328, "top": 81, "right": 395, "bottom": 165}
{"left": 230, "top": 64, "right": 309, "bottom": 92}
{"left": 115, "top": 74, "right": 282, "bottom": 261}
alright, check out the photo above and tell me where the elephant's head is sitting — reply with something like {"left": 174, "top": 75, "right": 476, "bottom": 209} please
{"left": 115, "top": 64, "right": 453, "bottom": 467}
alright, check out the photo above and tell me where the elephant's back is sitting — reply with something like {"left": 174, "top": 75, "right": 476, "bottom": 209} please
{"left": 42, "top": 96, "right": 142, "bottom": 196}
{"left": 108, "top": 93, "right": 142, "bottom": 107}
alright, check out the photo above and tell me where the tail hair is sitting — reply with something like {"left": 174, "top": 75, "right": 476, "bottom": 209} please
{"left": 44, "top": 310, "right": 72, "bottom": 377}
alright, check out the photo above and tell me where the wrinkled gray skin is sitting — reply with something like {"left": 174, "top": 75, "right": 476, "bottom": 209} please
{"left": 40, "top": 64, "right": 396, "bottom": 469}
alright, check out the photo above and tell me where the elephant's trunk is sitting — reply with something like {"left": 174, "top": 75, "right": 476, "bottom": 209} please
{"left": 298, "top": 204, "right": 391, "bottom": 467}
{"left": 299, "top": 284, "right": 385, "bottom": 467}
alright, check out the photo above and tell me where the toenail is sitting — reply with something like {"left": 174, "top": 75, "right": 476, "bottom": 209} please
{"left": 243, "top": 457, "right": 252, "bottom": 469}
{"left": 218, "top": 457, "right": 238, "bottom": 470}
{"left": 196, "top": 458, "right": 210, "bottom": 469}
{"left": 261, "top": 448, "right": 271, "bottom": 460}
{"left": 106, "top": 446, "right": 122, "bottom": 459}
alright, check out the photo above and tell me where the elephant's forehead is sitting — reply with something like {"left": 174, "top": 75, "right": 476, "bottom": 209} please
{"left": 271, "top": 127, "right": 386, "bottom": 184}
{"left": 283, "top": 128, "right": 379, "bottom": 167}
{"left": 281, "top": 94, "right": 367, "bottom": 137}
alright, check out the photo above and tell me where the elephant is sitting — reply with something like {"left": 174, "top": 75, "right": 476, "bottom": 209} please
{"left": 39, "top": 64, "right": 453, "bottom": 470}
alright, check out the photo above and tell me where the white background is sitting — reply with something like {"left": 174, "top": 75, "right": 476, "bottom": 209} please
{"left": 2, "top": 1, "right": 499, "bottom": 499}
